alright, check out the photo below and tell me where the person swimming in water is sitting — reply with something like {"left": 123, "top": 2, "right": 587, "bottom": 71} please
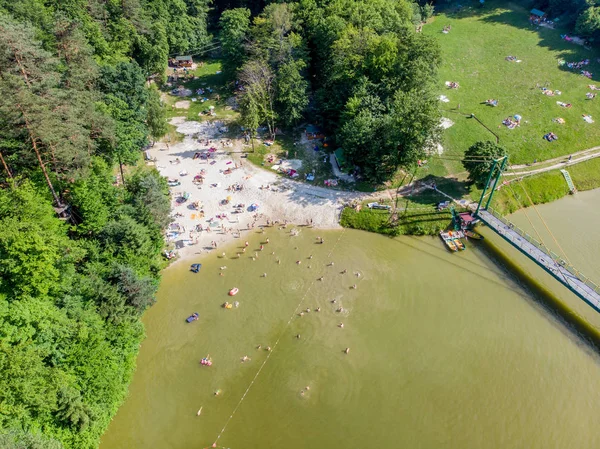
{"left": 296, "top": 260, "right": 301, "bottom": 264}
{"left": 277, "top": 259, "right": 281, "bottom": 264}
{"left": 344, "top": 348, "right": 350, "bottom": 354}
{"left": 219, "top": 272, "right": 224, "bottom": 276}
{"left": 309, "top": 255, "right": 313, "bottom": 259}
{"left": 342, "top": 269, "right": 347, "bottom": 274}
{"left": 353, "top": 284, "right": 357, "bottom": 289}
{"left": 245, "top": 241, "right": 249, "bottom": 247}
{"left": 339, "top": 322, "right": 344, "bottom": 328}
{"left": 262, "top": 272, "right": 267, "bottom": 277}
{"left": 315, "top": 307, "right": 321, "bottom": 312}
{"left": 266, "top": 238, "right": 270, "bottom": 243}
{"left": 260, "top": 245, "right": 264, "bottom": 251}
{"left": 318, "top": 276, "right": 324, "bottom": 281}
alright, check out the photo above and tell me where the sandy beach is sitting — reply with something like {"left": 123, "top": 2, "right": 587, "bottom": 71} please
{"left": 150, "top": 118, "right": 366, "bottom": 263}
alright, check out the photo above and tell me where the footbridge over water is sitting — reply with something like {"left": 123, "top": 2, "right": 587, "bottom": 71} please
{"left": 473, "top": 156, "right": 600, "bottom": 313}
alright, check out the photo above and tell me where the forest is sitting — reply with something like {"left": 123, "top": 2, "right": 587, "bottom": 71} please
{"left": 0, "top": 1, "right": 440, "bottom": 448}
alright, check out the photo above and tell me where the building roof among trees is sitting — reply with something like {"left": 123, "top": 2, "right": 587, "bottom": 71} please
{"left": 530, "top": 9, "right": 546, "bottom": 17}
{"left": 175, "top": 55, "right": 192, "bottom": 61}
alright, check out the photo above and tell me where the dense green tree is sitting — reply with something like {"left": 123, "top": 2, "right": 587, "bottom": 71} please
{"left": 576, "top": 6, "right": 600, "bottom": 39}
{"left": 219, "top": 8, "right": 251, "bottom": 76}
{"left": 462, "top": 141, "right": 508, "bottom": 188}
{"left": 146, "top": 86, "right": 169, "bottom": 144}
{"left": 275, "top": 59, "right": 309, "bottom": 126}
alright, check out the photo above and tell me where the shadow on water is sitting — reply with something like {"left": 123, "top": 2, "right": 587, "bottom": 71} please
{"left": 478, "top": 234, "right": 600, "bottom": 353}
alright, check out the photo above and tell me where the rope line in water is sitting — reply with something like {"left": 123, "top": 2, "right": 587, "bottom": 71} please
{"left": 212, "top": 229, "right": 348, "bottom": 447}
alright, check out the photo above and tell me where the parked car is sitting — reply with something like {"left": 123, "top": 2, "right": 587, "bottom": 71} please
{"left": 367, "top": 202, "right": 391, "bottom": 210}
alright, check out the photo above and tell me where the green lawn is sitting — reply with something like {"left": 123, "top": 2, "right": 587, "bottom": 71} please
{"left": 424, "top": 0, "right": 600, "bottom": 169}
{"left": 162, "top": 59, "right": 239, "bottom": 122}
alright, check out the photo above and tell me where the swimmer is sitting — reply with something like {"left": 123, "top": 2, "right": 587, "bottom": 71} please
{"left": 296, "top": 260, "right": 301, "bottom": 264}
{"left": 252, "top": 257, "right": 256, "bottom": 261}
{"left": 219, "top": 272, "right": 224, "bottom": 276}
{"left": 300, "top": 390, "right": 305, "bottom": 396}
{"left": 315, "top": 307, "right": 321, "bottom": 312}
{"left": 339, "top": 322, "right": 344, "bottom": 328}
{"left": 337, "top": 307, "right": 344, "bottom": 313}
{"left": 266, "top": 346, "right": 271, "bottom": 351}
{"left": 245, "top": 241, "right": 249, "bottom": 247}
{"left": 299, "top": 312, "right": 304, "bottom": 317}
{"left": 355, "top": 272, "right": 361, "bottom": 277}
{"left": 342, "top": 269, "right": 347, "bottom": 274}
{"left": 262, "top": 272, "right": 267, "bottom": 277}
{"left": 294, "top": 247, "right": 298, "bottom": 250}
{"left": 344, "top": 347, "right": 350, "bottom": 354}
{"left": 331, "top": 299, "right": 337, "bottom": 304}
{"left": 241, "top": 356, "right": 250, "bottom": 362}
{"left": 222, "top": 252, "right": 226, "bottom": 257}
{"left": 266, "top": 238, "right": 270, "bottom": 243}
{"left": 242, "top": 248, "right": 246, "bottom": 253}
{"left": 305, "top": 308, "right": 310, "bottom": 313}
{"left": 260, "top": 245, "right": 264, "bottom": 251}
{"left": 271, "top": 251, "right": 275, "bottom": 255}
{"left": 257, "top": 345, "right": 262, "bottom": 350}
{"left": 318, "top": 276, "right": 324, "bottom": 281}
{"left": 296, "top": 334, "right": 301, "bottom": 339}
{"left": 255, "top": 252, "right": 258, "bottom": 258}
{"left": 329, "top": 262, "right": 334, "bottom": 266}
{"left": 277, "top": 259, "right": 281, "bottom": 264}
{"left": 214, "top": 389, "right": 222, "bottom": 396}
{"left": 305, "top": 386, "right": 310, "bottom": 391}
{"left": 308, "top": 265, "right": 311, "bottom": 269}
{"left": 220, "top": 266, "right": 227, "bottom": 270}
{"left": 309, "top": 255, "right": 313, "bottom": 259}
{"left": 353, "top": 284, "right": 357, "bottom": 289}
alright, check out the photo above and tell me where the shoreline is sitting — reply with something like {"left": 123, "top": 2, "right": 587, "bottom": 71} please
{"left": 151, "top": 118, "right": 365, "bottom": 264}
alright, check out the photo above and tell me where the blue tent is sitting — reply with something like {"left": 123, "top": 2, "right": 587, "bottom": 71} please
{"left": 530, "top": 9, "right": 546, "bottom": 18}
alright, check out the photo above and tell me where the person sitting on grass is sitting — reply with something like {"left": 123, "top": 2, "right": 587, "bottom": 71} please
{"left": 543, "top": 132, "right": 558, "bottom": 142}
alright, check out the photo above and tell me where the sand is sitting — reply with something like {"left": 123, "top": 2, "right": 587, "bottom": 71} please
{"left": 150, "top": 119, "right": 365, "bottom": 263}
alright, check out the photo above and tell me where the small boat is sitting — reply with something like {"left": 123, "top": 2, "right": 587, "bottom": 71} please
{"left": 228, "top": 287, "right": 239, "bottom": 296}
{"left": 190, "top": 263, "right": 202, "bottom": 273}
{"left": 200, "top": 356, "right": 212, "bottom": 366}
{"left": 445, "top": 239, "right": 458, "bottom": 252}
{"left": 465, "top": 230, "right": 484, "bottom": 240}
{"left": 454, "top": 239, "right": 465, "bottom": 251}
{"left": 186, "top": 312, "right": 199, "bottom": 323}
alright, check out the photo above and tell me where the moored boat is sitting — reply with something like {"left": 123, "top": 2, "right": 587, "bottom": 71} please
{"left": 440, "top": 232, "right": 458, "bottom": 252}
{"left": 465, "top": 230, "right": 483, "bottom": 240}
{"left": 454, "top": 239, "right": 465, "bottom": 251}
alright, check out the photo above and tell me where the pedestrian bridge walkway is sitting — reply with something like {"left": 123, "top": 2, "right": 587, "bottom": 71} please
{"left": 477, "top": 208, "right": 600, "bottom": 312}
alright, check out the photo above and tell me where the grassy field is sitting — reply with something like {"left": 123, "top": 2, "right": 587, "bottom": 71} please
{"left": 424, "top": 0, "right": 600, "bottom": 172}
{"left": 162, "top": 59, "right": 239, "bottom": 123}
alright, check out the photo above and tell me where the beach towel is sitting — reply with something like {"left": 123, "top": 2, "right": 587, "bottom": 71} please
{"left": 583, "top": 115, "right": 594, "bottom": 123}
{"left": 439, "top": 95, "right": 450, "bottom": 103}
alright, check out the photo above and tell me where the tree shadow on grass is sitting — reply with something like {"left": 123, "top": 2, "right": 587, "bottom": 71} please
{"left": 478, "top": 8, "right": 600, "bottom": 81}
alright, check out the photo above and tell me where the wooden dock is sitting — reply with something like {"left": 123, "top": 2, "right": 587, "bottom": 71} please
{"left": 477, "top": 209, "right": 600, "bottom": 312}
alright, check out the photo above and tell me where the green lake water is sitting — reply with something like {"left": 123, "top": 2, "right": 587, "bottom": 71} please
{"left": 100, "top": 201, "right": 600, "bottom": 449}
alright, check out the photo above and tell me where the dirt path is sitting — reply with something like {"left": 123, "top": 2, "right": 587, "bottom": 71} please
{"left": 508, "top": 145, "right": 600, "bottom": 176}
